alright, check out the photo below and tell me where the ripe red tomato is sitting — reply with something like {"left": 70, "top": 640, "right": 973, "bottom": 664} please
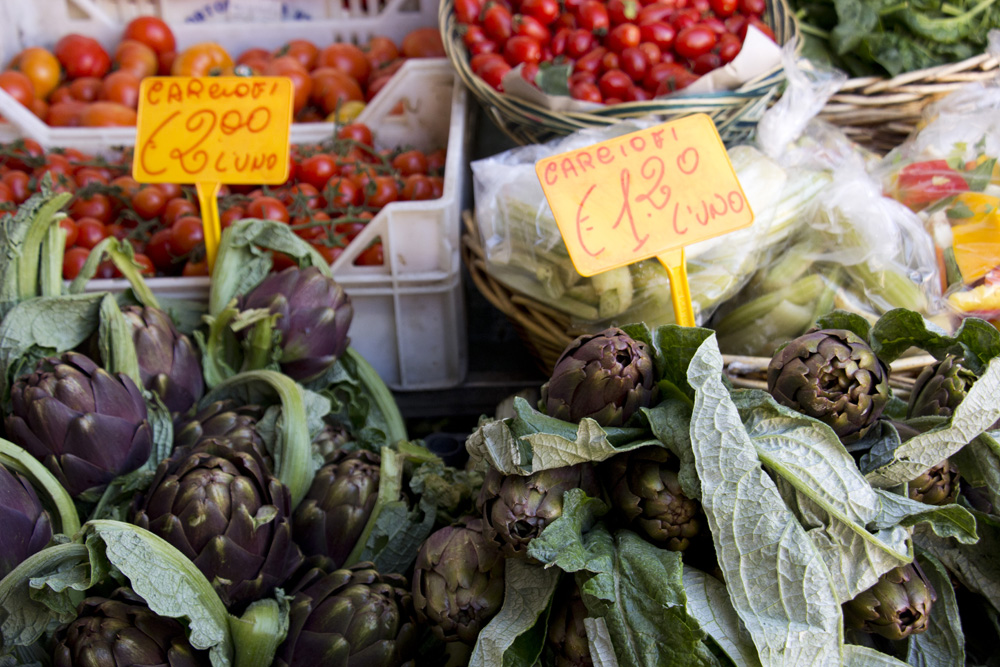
{"left": 738, "top": 0, "right": 766, "bottom": 16}
{"left": 133, "top": 253, "right": 155, "bottom": 276}
{"left": 163, "top": 198, "right": 198, "bottom": 226}
{"left": 2, "top": 171, "right": 31, "bottom": 203}
{"left": 718, "top": 32, "right": 742, "bottom": 62}
{"left": 455, "top": 0, "right": 485, "bottom": 24}
{"left": 70, "top": 193, "right": 112, "bottom": 223}
{"left": 475, "top": 58, "right": 511, "bottom": 91}
{"left": 710, "top": 0, "right": 739, "bottom": 17}
{"left": 0, "top": 71, "right": 35, "bottom": 107}
{"left": 364, "top": 176, "right": 399, "bottom": 208}
{"left": 401, "top": 174, "right": 436, "bottom": 200}
{"left": 100, "top": 71, "right": 141, "bottom": 109}
{"left": 355, "top": 243, "right": 384, "bottom": 266}
{"left": 620, "top": 47, "right": 650, "bottom": 81}
{"left": 247, "top": 196, "right": 290, "bottom": 224}
{"left": 599, "top": 69, "right": 633, "bottom": 99}
{"left": 391, "top": 150, "right": 429, "bottom": 176}
{"left": 571, "top": 80, "right": 602, "bottom": 102}
{"left": 522, "top": 0, "right": 560, "bottom": 24}
{"left": 565, "top": 29, "right": 597, "bottom": 58}
{"left": 145, "top": 228, "right": 178, "bottom": 272}
{"left": 607, "top": 23, "right": 641, "bottom": 53}
{"left": 171, "top": 216, "right": 205, "bottom": 254}
{"left": 75, "top": 218, "right": 108, "bottom": 249}
{"left": 63, "top": 247, "right": 91, "bottom": 280}
{"left": 364, "top": 36, "right": 400, "bottom": 69}
{"left": 74, "top": 167, "right": 109, "bottom": 188}
{"left": 318, "top": 43, "right": 371, "bottom": 82}
{"left": 337, "top": 123, "right": 374, "bottom": 147}
{"left": 483, "top": 4, "right": 514, "bottom": 42}
{"left": 576, "top": 1, "right": 611, "bottom": 34}
{"left": 80, "top": 102, "right": 137, "bottom": 127}
{"left": 54, "top": 35, "right": 111, "bottom": 79}
{"left": 274, "top": 39, "right": 319, "bottom": 70}
{"left": 59, "top": 218, "right": 79, "bottom": 247}
{"left": 574, "top": 47, "right": 607, "bottom": 75}
{"left": 503, "top": 36, "right": 543, "bottom": 66}
{"left": 264, "top": 56, "right": 312, "bottom": 114}
{"left": 513, "top": 15, "right": 552, "bottom": 44}
{"left": 608, "top": 0, "right": 639, "bottom": 25}
{"left": 182, "top": 259, "right": 209, "bottom": 277}
{"left": 401, "top": 27, "right": 445, "bottom": 58}
{"left": 123, "top": 16, "right": 176, "bottom": 56}
{"left": 653, "top": 62, "right": 699, "bottom": 94}
{"left": 220, "top": 205, "right": 246, "bottom": 229}
{"left": 313, "top": 244, "right": 344, "bottom": 264}
{"left": 324, "top": 176, "right": 362, "bottom": 208}
{"left": 298, "top": 154, "right": 339, "bottom": 190}
{"left": 675, "top": 25, "right": 717, "bottom": 58}
{"left": 287, "top": 183, "right": 322, "bottom": 210}
{"left": 113, "top": 40, "right": 158, "bottom": 78}
{"left": 691, "top": 51, "right": 722, "bottom": 74}
{"left": 131, "top": 185, "right": 167, "bottom": 219}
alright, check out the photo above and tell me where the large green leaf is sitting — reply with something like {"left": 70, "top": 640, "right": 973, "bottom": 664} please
{"left": 841, "top": 644, "right": 911, "bottom": 666}
{"left": 687, "top": 336, "right": 842, "bottom": 666}
{"left": 914, "top": 508, "right": 1000, "bottom": 612}
{"left": 644, "top": 400, "right": 701, "bottom": 499}
{"left": 682, "top": 567, "right": 761, "bottom": 667}
{"left": 869, "top": 310, "right": 1000, "bottom": 372}
{"left": 905, "top": 550, "right": 964, "bottom": 667}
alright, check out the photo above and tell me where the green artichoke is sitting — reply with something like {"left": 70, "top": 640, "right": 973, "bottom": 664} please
{"left": 311, "top": 423, "right": 351, "bottom": 463}
{"left": 122, "top": 305, "right": 204, "bottom": 415}
{"left": 767, "top": 329, "right": 890, "bottom": 441}
{"left": 173, "top": 400, "right": 268, "bottom": 464}
{"left": 843, "top": 562, "right": 937, "bottom": 640}
{"left": 293, "top": 449, "right": 380, "bottom": 568}
{"left": 239, "top": 266, "right": 353, "bottom": 382}
{"left": 5, "top": 352, "right": 152, "bottom": 498}
{"left": 0, "top": 462, "right": 52, "bottom": 579}
{"left": 540, "top": 327, "right": 658, "bottom": 427}
{"left": 907, "top": 355, "right": 977, "bottom": 419}
{"left": 479, "top": 464, "right": 601, "bottom": 559}
{"left": 908, "top": 459, "right": 960, "bottom": 505}
{"left": 52, "top": 587, "right": 209, "bottom": 667}
{"left": 601, "top": 447, "right": 701, "bottom": 551}
{"left": 412, "top": 516, "right": 505, "bottom": 644}
{"left": 545, "top": 581, "right": 593, "bottom": 667}
{"left": 131, "top": 438, "right": 303, "bottom": 612}
{"left": 275, "top": 561, "right": 416, "bottom": 667}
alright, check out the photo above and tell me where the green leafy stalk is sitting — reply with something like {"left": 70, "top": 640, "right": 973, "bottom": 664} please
{"left": 682, "top": 566, "right": 762, "bottom": 667}
{"left": 345, "top": 447, "right": 403, "bottom": 567}
{"left": 105, "top": 240, "right": 160, "bottom": 309}
{"left": 228, "top": 595, "right": 290, "bottom": 667}
{"left": 201, "top": 370, "right": 318, "bottom": 508}
{"left": 66, "top": 236, "right": 116, "bottom": 295}
{"left": 97, "top": 293, "right": 141, "bottom": 387}
{"left": 0, "top": 438, "right": 80, "bottom": 537}
{"left": 342, "top": 348, "right": 406, "bottom": 444}
{"left": 40, "top": 214, "right": 67, "bottom": 298}
{"left": 905, "top": 550, "right": 964, "bottom": 666}
{"left": 14, "top": 189, "right": 73, "bottom": 304}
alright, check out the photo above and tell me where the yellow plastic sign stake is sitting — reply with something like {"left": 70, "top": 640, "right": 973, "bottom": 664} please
{"left": 133, "top": 77, "right": 294, "bottom": 271}
{"left": 534, "top": 114, "right": 754, "bottom": 327}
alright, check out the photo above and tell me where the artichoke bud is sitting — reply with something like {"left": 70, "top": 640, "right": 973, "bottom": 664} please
{"left": 52, "top": 587, "right": 210, "bottom": 667}
{"left": 767, "top": 329, "right": 890, "bottom": 442}
{"left": 122, "top": 305, "right": 205, "bottom": 415}
{"left": 601, "top": 447, "right": 701, "bottom": 551}
{"left": 546, "top": 580, "right": 594, "bottom": 667}
{"left": 311, "top": 422, "right": 352, "bottom": 463}
{"left": 907, "top": 355, "right": 977, "bottom": 419}
{"left": 412, "top": 516, "right": 505, "bottom": 644}
{"left": 842, "top": 562, "right": 937, "bottom": 641}
{"left": 238, "top": 266, "right": 353, "bottom": 382}
{"left": 0, "top": 462, "right": 53, "bottom": 580}
{"left": 479, "top": 463, "right": 601, "bottom": 559}
{"left": 908, "top": 459, "right": 960, "bottom": 505}
{"left": 540, "top": 327, "right": 658, "bottom": 427}
{"left": 173, "top": 400, "right": 270, "bottom": 467}
{"left": 131, "top": 437, "right": 303, "bottom": 612}
{"left": 275, "top": 561, "right": 417, "bottom": 667}
{"left": 5, "top": 352, "right": 152, "bottom": 498}
{"left": 293, "top": 448, "right": 381, "bottom": 569}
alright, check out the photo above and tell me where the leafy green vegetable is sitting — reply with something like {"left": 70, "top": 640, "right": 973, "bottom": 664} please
{"left": 905, "top": 550, "right": 965, "bottom": 667}
{"left": 682, "top": 566, "right": 762, "bottom": 667}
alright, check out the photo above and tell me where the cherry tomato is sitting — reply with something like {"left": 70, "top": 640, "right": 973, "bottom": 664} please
{"left": 324, "top": 176, "right": 362, "bottom": 208}
{"left": 576, "top": 1, "right": 611, "bottom": 34}
{"left": 74, "top": 168, "right": 108, "bottom": 188}
{"left": 675, "top": 24, "right": 717, "bottom": 58}
{"left": 627, "top": 86, "right": 653, "bottom": 101}
{"left": 483, "top": 4, "right": 514, "bottom": 42}
{"left": 738, "top": 0, "right": 766, "bottom": 15}
{"left": 163, "top": 198, "right": 198, "bottom": 225}
{"left": 312, "top": 70, "right": 364, "bottom": 114}
{"left": 0, "top": 182, "right": 13, "bottom": 205}
{"left": 11, "top": 47, "right": 60, "bottom": 99}
{"left": 690, "top": 51, "right": 721, "bottom": 74}
{"left": 113, "top": 40, "right": 158, "bottom": 78}
{"left": 274, "top": 39, "right": 319, "bottom": 70}
{"left": 337, "top": 122, "right": 374, "bottom": 147}
{"left": 0, "top": 71, "right": 35, "bottom": 107}
{"left": 571, "top": 80, "right": 602, "bottom": 102}
{"left": 574, "top": 47, "right": 607, "bottom": 75}
{"left": 171, "top": 42, "right": 233, "bottom": 76}
{"left": 520, "top": 61, "right": 540, "bottom": 85}
{"left": 709, "top": 0, "right": 738, "bottom": 16}
{"left": 124, "top": 16, "right": 176, "bottom": 56}
{"left": 47, "top": 101, "right": 85, "bottom": 127}
{"left": 401, "top": 174, "right": 436, "bottom": 200}
{"left": 513, "top": 15, "right": 552, "bottom": 44}
{"left": 355, "top": 243, "right": 384, "bottom": 266}
{"left": 364, "top": 36, "right": 400, "bottom": 69}
{"left": 608, "top": 0, "right": 640, "bottom": 25}
{"left": 565, "top": 29, "right": 596, "bottom": 58}
{"left": 247, "top": 196, "right": 290, "bottom": 223}
{"left": 638, "top": 41, "right": 663, "bottom": 65}
{"left": 640, "top": 22, "right": 676, "bottom": 51}
{"left": 334, "top": 221, "right": 366, "bottom": 242}
{"left": 743, "top": 15, "right": 776, "bottom": 41}
{"left": 63, "top": 247, "right": 91, "bottom": 280}
{"left": 390, "top": 150, "right": 428, "bottom": 176}
{"left": 318, "top": 43, "right": 371, "bottom": 82}
{"left": 158, "top": 182, "right": 183, "bottom": 200}
{"left": 76, "top": 218, "right": 108, "bottom": 249}
{"left": 35, "top": 154, "right": 73, "bottom": 182}
{"left": 3, "top": 171, "right": 31, "bottom": 203}
{"left": 550, "top": 27, "right": 570, "bottom": 56}
{"left": 68, "top": 77, "right": 102, "bottom": 102}
{"left": 522, "top": 0, "right": 560, "bottom": 24}
{"left": 54, "top": 35, "right": 111, "bottom": 79}
{"left": 131, "top": 185, "right": 167, "bottom": 219}
{"left": 80, "top": 102, "right": 137, "bottom": 127}
{"left": 364, "top": 176, "right": 399, "bottom": 208}
{"left": 182, "top": 259, "right": 209, "bottom": 277}
{"left": 264, "top": 56, "right": 312, "bottom": 114}
{"left": 455, "top": 0, "right": 485, "bottom": 24}
{"left": 59, "top": 218, "right": 79, "bottom": 247}
{"left": 504, "top": 36, "right": 543, "bottom": 65}
{"left": 401, "top": 27, "right": 445, "bottom": 58}
{"left": 132, "top": 253, "right": 155, "bottom": 276}
{"left": 426, "top": 148, "right": 447, "bottom": 175}
{"left": 171, "top": 216, "right": 205, "bottom": 254}
{"left": 607, "top": 23, "right": 641, "bottom": 53}
{"left": 100, "top": 71, "right": 141, "bottom": 108}
{"left": 271, "top": 252, "right": 298, "bottom": 272}
{"left": 619, "top": 47, "right": 650, "bottom": 81}
{"left": 287, "top": 182, "right": 322, "bottom": 210}
{"left": 601, "top": 51, "right": 621, "bottom": 71}
{"left": 653, "top": 62, "right": 699, "bottom": 93}
{"left": 220, "top": 205, "right": 246, "bottom": 229}
{"left": 111, "top": 175, "right": 142, "bottom": 199}
{"left": 429, "top": 176, "right": 444, "bottom": 199}
{"left": 598, "top": 69, "right": 633, "bottom": 99}
{"left": 476, "top": 58, "right": 511, "bottom": 91}
{"left": 145, "top": 228, "right": 178, "bottom": 271}
{"left": 313, "top": 244, "right": 344, "bottom": 264}
{"left": 70, "top": 193, "right": 112, "bottom": 223}
{"left": 718, "top": 32, "right": 742, "bottom": 63}
{"left": 672, "top": 9, "right": 699, "bottom": 31}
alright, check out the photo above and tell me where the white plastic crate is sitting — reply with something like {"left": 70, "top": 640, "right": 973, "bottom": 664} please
{"left": 0, "top": 0, "right": 442, "bottom": 149}
{"left": 76, "top": 58, "right": 471, "bottom": 390}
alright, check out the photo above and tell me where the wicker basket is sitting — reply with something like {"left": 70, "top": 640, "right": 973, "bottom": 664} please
{"left": 820, "top": 53, "right": 1000, "bottom": 155}
{"left": 440, "top": 0, "right": 800, "bottom": 146}
{"left": 463, "top": 210, "right": 938, "bottom": 389}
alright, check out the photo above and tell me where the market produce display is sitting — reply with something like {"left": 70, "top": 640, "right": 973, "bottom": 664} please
{"left": 0, "top": 15, "right": 445, "bottom": 126}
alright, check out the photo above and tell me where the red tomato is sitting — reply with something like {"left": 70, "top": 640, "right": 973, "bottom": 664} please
{"left": 653, "top": 62, "right": 699, "bottom": 94}
{"left": 113, "top": 40, "right": 159, "bottom": 78}
{"left": 264, "top": 56, "right": 312, "bottom": 114}
{"left": 483, "top": 4, "right": 514, "bottom": 42}
{"left": 896, "top": 160, "right": 970, "bottom": 210}
{"left": 80, "top": 102, "right": 137, "bottom": 127}
{"left": 54, "top": 35, "right": 111, "bottom": 79}
{"left": 220, "top": 205, "right": 246, "bottom": 229}
{"left": 738, "top": 0, "right": 766, "bottom": 15}
{"left": 566, "top": 29, "right": 597, "bottom": 58}
{"left": 59, "top": 218, "right": 79, "bottom": 247}
{"left": 576, "top": 1, "right": 611, "bottom": 34}
{"left": 619, "top": 47, "right": 650, "bottom": 81}
{"left": 182, "top": 259, "right": 209, "bottom": 276}
{"left": 132, "top": 185, "right": 167, "bottom": 219}
{"left": 316, "top": 71, "right": 364, "bottom": 114}
{"left": 743, "top": 15, "right": 775, "bottom": 41}
{"left": 3, "top": 171, "right": 31, "bottom": 203}
{"left": 75, "top": 218, "right": 108, "bottom": 249}
{"left": 690, "top": 51, "right": 721, "bottom": 74}
{"left": 401, "top": 174, "right": 436, "bottom": 200}
{"left": 599, "top": 69, "right": 633, "bottom": 99}
{"left": 124, "top": 16, "right": 176, "bottom": 56}
{"left": 145, "top": 228, "right": 178, "bottom": 271}
{"left": 571, "top": 81, "right": 602, "bottom": 102}
{"left": 274, "top": 39, "right": 318, "bottom": 70}
{"left": 287, "top": 182, "right": 322, "bottom": 210}
{"left": 455, "top": 0, "right": 485, "bottom": 23}
{"left": 355, "top": 243, "right": 384, "bottom": 266}
{"left": 247, "top": 196, "right": 290, "bottom": 223}
{"left": 513, "top": 15, "right": 552, "bottom": 44}
{"left": 718, "top": 32, "right": 742, "bottom": 63}
{"left": 401, "top": 27, "right": 445, "bottom": 58}
{"left": 640, "top": 22, "right": 675, "bottom": 51}
{"left": 171, "top": 216, "right": 205, "bottom": 254}
{"left": 337, "top": 122, "right": 374, "bottom": 147}
{"left": 364, "top": 176, "right": 399, "bottom": 208}
{"left": 271, "top": 252, "right": 298, "bottom": 272}
{"left": 0, "top": 71, "right": 35, "bottom": 107}
{"left": 503, "top": 36, "right": 543, "bottom": 65}
{"left": 522, "top": 0, "right": 560, "bottom": 24}
{"left": 163, "top": 198, "right": 198, "bottom": 225}
{"left": 608, "top": 0, "right": 639, "bottom": 25}
{"left": 318, "top": 43, "right": 371, "bottom": 82}
{"left": 364, "top": 36, "right": 400, "bottom": 69}
{"left": 133, "top": 253, "right": 155, "bottom": 276}
{"left": 70, "top": 194, "right": 112, "bottom": 223}
{"left": 675, "top": 24, "right": 717, "bottom": 58}
{"left": 607, "top": 23, "right": 641, "bottom": 53}
{"left": 313, "top": 244, "right": 344, "bottom": 264}
{"left": 74, "top": 168, "right": 108, "bottom": 188}
{"left": 100, "top": 71, "right": 141, "bottom": 108}
{"left": 297, "top": 154, "right": 339, "bottom": 190}
{"left": 710, "top": 0, "right": 738, "bottom": 17}
{"left": 63, "top": 247, "right": 91, "bottom": 280}
{"left": 324, "top": 176, "right": 362, "bottom": 208}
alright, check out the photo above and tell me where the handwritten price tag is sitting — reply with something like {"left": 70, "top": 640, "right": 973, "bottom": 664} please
{"left": 133, "top": 76, "right": 294, "bottom": 270}
{"left": 534, "top": 114, "right": 753, "bottom": 326}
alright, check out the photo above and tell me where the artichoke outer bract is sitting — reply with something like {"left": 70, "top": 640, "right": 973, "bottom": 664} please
{"left": 907, "top": 355, "right": 977, "bottom": 419}
{"left": 5, "top": 352, "right": 152, "bottom": 498}
{"left": 0, "top": 463, "right": 52, "bottom": 580}
{"left": 275, "top": 561, "right": 417, "bottom": 667}
{"left": 479, "top": 463, "right": 602, "bottom": 559}
{"left": 293, "top": 448, "right": 381, "bottom": 568}
{"left": 908, "top": 459, "right": 960, "bottom": 505}
{"left": 52, "top": 587, "right": 210, "bottom": 667}
{"left": 601, "top": 447, "right": 701, "bottom": 551}
{"left": 239, "top": 266, "right": 353, "bottom": 382}
{"left": 540, "top": 327, "right": 658, "bottom": 427}
{"left": 842, "top": 562, "right": 937, "bottom": 641}
{"left": 122, "top": 305, "right": 204, "bottom": 415}
{"left": 546, "top": 580, "right": 594, "bottom": 667}
{"left": 131, "top": 438, "right": 303, "bottom": 612}
{"left": 173, "top": 400, "right": 269, "bottom": 466}
{"left": 766, "top": 329, "right": 890, "bottom": 441}
{"left": 412, "top": 516, "right": 505, "bottom": 645}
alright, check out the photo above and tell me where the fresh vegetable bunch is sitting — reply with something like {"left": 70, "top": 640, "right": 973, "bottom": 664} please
{"left": 0, "top": 123, "right": 445, "bottom": 279}
{"left": 0, "top": 14, "right": 445, "bottom": 127}
{"left": 454, "top": 0, "right": 777, "bottom": 102}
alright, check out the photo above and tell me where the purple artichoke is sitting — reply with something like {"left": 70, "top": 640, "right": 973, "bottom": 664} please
{"left": 122, "top": 305, "right": 204, "bottom": 415}
{"left": 0, "top": 462, "right": 53, "bottom": 579}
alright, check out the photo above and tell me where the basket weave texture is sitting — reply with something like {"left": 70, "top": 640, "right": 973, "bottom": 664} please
{"left": 440, "top": 0, "right": 800, "bottom": 147}
{"left": 821, "top": 53, "right": 1000, "bottom": 155}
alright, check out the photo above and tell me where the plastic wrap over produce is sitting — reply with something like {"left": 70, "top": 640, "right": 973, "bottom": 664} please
{"left": 872, "top": 69, "right": 1000, "bottom": 329}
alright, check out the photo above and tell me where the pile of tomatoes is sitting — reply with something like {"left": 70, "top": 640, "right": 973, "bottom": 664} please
{"left": 0, "top": 15, "right": 445, "bottom": 127}
{"left": 0, "top": 123, "right": 446, "bottom": 279}
{"left": 456, "top": 0, "right": 776, "bottom": 103}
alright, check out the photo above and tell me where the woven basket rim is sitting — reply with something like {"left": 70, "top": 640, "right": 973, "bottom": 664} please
{"left": 439, "top": 0, "right": 800, "bottom": 131}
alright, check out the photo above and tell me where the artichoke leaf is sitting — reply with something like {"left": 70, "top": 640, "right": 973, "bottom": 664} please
{"left": 951, "top": 431, "right": 1000, "bottom": 512}
{"left": 584, "top": 617, "right": 618, "bottom": 667}
{"left": 863, "top": 355, "right": 1000, "bottom": 487}
{"left": 914, "top": 507, "right": 1000, "bottom": 613}
{"left": 870, "top": 309, "right": 1000, "bottom": 373}
{"left": 527, "top": 489, "right": 610, "bottom": 571}
{"left": 682, "top": 566, "right": 761, "bottom": 667}
{"left": 842, "top": 645, "right": 912, "bottom": 666}
{"left": 905, "top": 550, "right": 964, "bottom": 667}
{"left": 644, "top": 400, "right": 700, "bottom": 499}
{"left": 645, "top": 324, "right": 716, "bottom": 401}
{"left": 0, "top": 438, "right": 79, "bottom": 537}
{"left": 871, "top": 489, "right": 977, "bottom": 544}
{"left": 228, "top": 592, "right": 290, "bottom": 667}
{"left": 687, "top": 336, "right": 842, "bottom": 667}
{"left": 97, "top": 292, "right": 141, "bottom": 387}
{"left": 469, "top": 558, "right": 560, "bottom": 667}
{"left": 345, "top": 447, "right": 403, "bottom": 567}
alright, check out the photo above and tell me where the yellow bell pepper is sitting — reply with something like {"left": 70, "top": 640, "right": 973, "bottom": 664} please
{"left": 948, "top": 282, "right": 1000, "bottom": 313}
{"left": 947, "top": 193, "right": 1000, "bottom": 284}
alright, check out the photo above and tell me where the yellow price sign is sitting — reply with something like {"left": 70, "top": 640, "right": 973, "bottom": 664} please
{"left": 133, "top": 76, "right": 294, "bottom": 271}
{"left": 534, "top": 114, "right": 754, "bottom": 327}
